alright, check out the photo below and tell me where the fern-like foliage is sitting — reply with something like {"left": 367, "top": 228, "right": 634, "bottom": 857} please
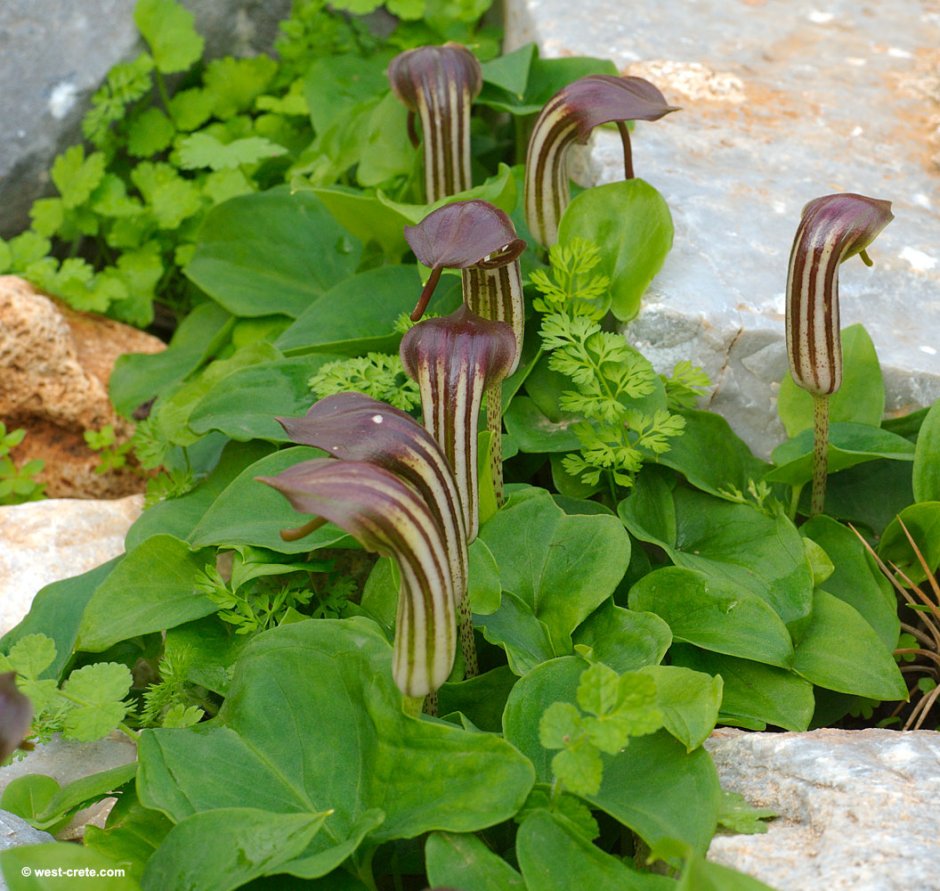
{"left": 533, "top": 238, "right": 705, "bottom": 490}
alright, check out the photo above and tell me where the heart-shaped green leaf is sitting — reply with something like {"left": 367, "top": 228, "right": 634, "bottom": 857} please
{"left": 138, "top": 618, "right": 534, "bottom": 878}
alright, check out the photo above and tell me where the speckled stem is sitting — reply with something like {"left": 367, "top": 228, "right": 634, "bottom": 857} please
{"left": 811, "top": 392, "right": 830, "bottom": 517}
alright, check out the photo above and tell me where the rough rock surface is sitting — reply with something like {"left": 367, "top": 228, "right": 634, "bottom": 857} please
{"left": 705, "top": 728, "right": 940, "bottom": 890}
{"left": 505, "top": 0, "right": 940, "bottom": 457}
{"left": 0, "top": 495, "right": 143, "bottom": 636}
{"left": 0, "top": 811, "right": 54, "bottom": 869}
{"left": 0, "top": 276, "right": 163, "bottom": 497}
{"left": 0, "top": 0, "right": 292, "bottom": 237}
{"left": 0, "top": 734, "right": 139, "bottom": 843}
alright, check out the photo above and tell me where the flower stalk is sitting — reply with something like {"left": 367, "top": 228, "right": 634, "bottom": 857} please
{"left": 784, "top": 192, "right": 894, "bottom": 515}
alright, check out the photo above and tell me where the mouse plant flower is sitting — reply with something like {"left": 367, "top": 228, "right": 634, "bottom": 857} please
{"left": 403, "top": 200, "right": 525, "bottom": 508}
{"left": 524, "top": 74, "right": 678, "bottom": 247}
{"left": 405, "top": 200, "right": 526, "bottom": 365}
{"left": 401, "top": 305, "right": 518, "bottom": 542}
{"left": 277, "top": 392, "right": 477, "bottom": 678}
{"left": 259, "top": 395, "right": 471, "bottom": 699}
{"left": 785, "top": 192, "right": 894, "bottom": 515}
{"left": 388, "top": 43, "right": 483, "bottom": 202}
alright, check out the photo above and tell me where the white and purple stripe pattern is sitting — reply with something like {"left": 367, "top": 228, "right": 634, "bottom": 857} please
{"left": 786, "top": 193, "right": 893, "bottom": 395}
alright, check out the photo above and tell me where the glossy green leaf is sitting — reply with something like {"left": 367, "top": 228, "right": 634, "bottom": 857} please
{"left": 109, "top": 301, "right": 232, "bottom": 417}
{"left": 913, "top": 400, "right": 940, "bottom": 503}
{"left": 792, "top": 590, "right": 907, "bottom": 700}
{"left": 517, "top": 810, "right": 672, "bottom": 891}
{"left": 84, "top": 790, "right": 174, "bottom": 884}
{"left": 26, "top": 764, "right": 137, "bottom": 831}
{"left": 620, "top": 483, "right": 814, "bottom": 626}
{"left": 142, "top": 808, "right": 329, "bottom": 891}
{"left": 477, "top": 492, "right": 631, "bottom": 673}
{"left": 304, "top": 52, "right": 392, "bottom": 134}
{"left": 126, "top": 441, "right": 273, "bottom": 550}
{"left": 638, "top": 665, "right": 722, "bottom": 752}
{"left": 425, "top": 831, "right": 525, "bottom": 891}
{"left": 878, "top": 501, "right": 940, "bottom": 584}
{"left": 1, "top": 775, "right": 60, "bottom": 828}
{"left": 155, "top": 342, "right": 281, "bottom": 447}
{"left": 357, "top": 92, "right": 414, "bottom": 187}
{"left": 777, "top": 324, "right": 884, "bottom": 436}
{"left": 188, "top": 447, "right": 352, "bottom": 554}
{"left": 503, "top": 397, "right": 582, "bottom": 453}
{"left": 276, "top": 265, "right": 460, "bottom": 355}
{"left": 186, "top": 187, "right": 362, "bottom": 318}
{"left": 76, "top": 535, "right": 216, "bottom": 652}
{"left": 628, "top": 567, "right": 794, "bottom": 668}
{"left": 558, "top": 179, "right": 673, "bottom": 321}
{"left": 437, "top": 666, "right": 518, "bottom": 734}
{"left": 0, "top": 559, "right": 118, "bottom": 680}
{"left": 468, "top": 537, "right": 501, "bottom": 615}
{"left": 659, "top": 409, "right": 769, "bottom": 498}
{"left": 813, "top": 458, "right": 914, "bottom": 532}
{"left": 799, "top": 516, "right": 898, "bottom": 649}
{"left": 479, "top": 43, "right": 536, "bottom": 98}
{"left": 502, "top": 657, "right": 721, "bottom": 852}
{"left": 138, "top": 619, "right": 534, "bottom": 878}
{"left": 376, "top": 163, "right": 517, "bottom": 224}
{"left": 573, "top": 601, "right": 672, "bottom": 673}
{"left": 676, "top": 852, "right": 778, "bottom": 891}
{"left": 188, "top": 355, "right": 339, "bottom": 441}
{"left": 767, "top": 422, "right": 915, "bottom": 486}
{"left": 670, "top": 645, "right": 814, "bottom": 732}
{"left": 477, "top": 50, "right": 617, "bottom": 115}
{"left": 305, "top": 186, "right": 411, "bottom": 260}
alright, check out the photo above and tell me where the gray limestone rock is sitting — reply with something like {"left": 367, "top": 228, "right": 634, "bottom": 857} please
{"left": 0, "top": 495, "right": 143, "bottom": 636}
{"left": 0, "top": 811, "right": 54, "bottom": 866}
{"left": 505, "top": 0, "right": 940, "bottom": 457}
{"left": 705, "top": 728, "right": 940, "bottom": 891}
{"left": 0, "top": 0, "right": 291, "bottom": 238}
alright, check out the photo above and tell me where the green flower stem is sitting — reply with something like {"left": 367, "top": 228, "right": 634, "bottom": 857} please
{"left": 116, "top": 722, "right": 140, "bottom": 743}
{"left": 486, "top": 381, "right": 504, "bottom": 507}
{"left": 811, "top": 392, "right": 830, "bottom": 516}
{"left": 458, "top": 591, "right": 478, "bottom": 680}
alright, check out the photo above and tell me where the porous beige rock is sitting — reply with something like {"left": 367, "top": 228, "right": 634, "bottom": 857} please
{"left": 0, "top": 275, "right": 164, "bottom": 498}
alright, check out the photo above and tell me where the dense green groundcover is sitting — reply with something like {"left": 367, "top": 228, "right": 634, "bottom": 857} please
{"left": 0, "top": 0, "right": 938, "bottom": 889}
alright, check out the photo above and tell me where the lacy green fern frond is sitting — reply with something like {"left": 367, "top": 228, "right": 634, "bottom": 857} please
{"left": 533, "top": 241, "right": 685, "bottom": 491}
{"left": 664, "top": 359, "right": 711, "bottom": 409}
{"left": 309, "top": 353, "right": 421, "bottom": 412}
{"left": 531, "top": 238, "right": 611, "bottom": 319}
